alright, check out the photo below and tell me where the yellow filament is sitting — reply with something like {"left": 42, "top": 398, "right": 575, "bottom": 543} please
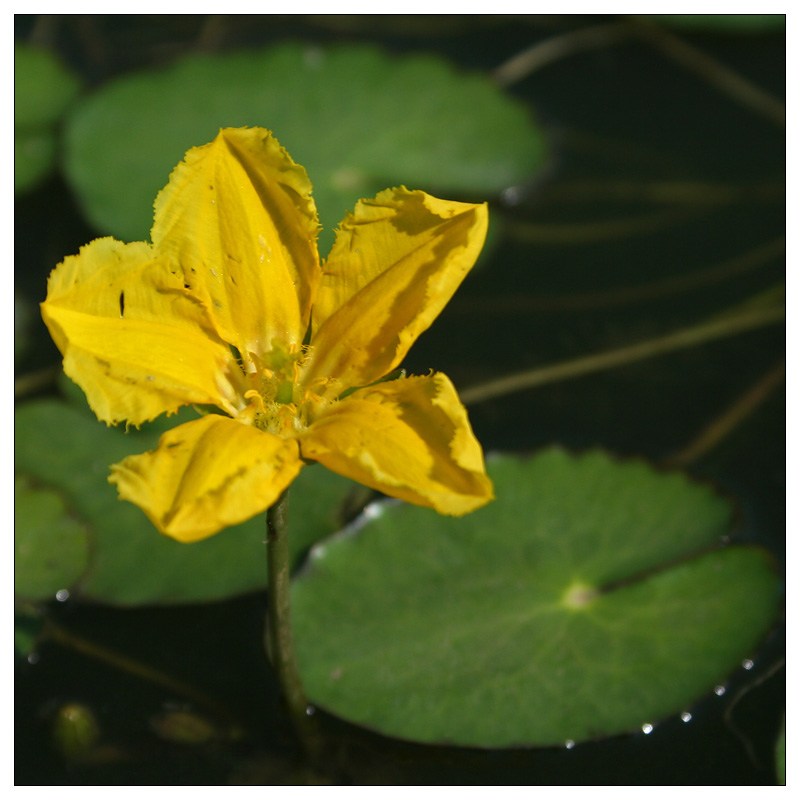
{"left": 243, "top": 389, "right": 266, "bottom": 414}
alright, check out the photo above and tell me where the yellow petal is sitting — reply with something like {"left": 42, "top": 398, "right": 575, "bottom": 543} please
{"left": 151, "top": 127, "right": 321, "bottom": 360}
{"left": 41, "top": 237, "right": 239, "bottom": 426}
{"left": 298, "top": 372, "right": 493, "bottom": 515}
{"left": 305, "top": 188, "right": 487, "bottom": 390}
{"left": 109, "top": 415, "right": 303, "bottom": 542}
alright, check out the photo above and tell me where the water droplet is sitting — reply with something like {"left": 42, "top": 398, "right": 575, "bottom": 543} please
{"left": 714, "top": 685, "right": 726, "bottom": 696}
{"left": 641, "top": 723, "right": 653, "bottom": 734}
{"left": 313, "top": 543, "right": 327, "bottom": 559}
{"left": 564, "top": 740, "right": 575, "bottom": 750}
{"left": 363, "top": 503, "right": 384, "bottom": 520}
{"left": 55, "top": 589, "right": 70, "bottom": 602}
{"left": 27, "top": 652, "right": 40, "bottom": 665}
{"left": 742, "top": 659, "right": 754, "bottom": 670}
{"left": 680, "top": 712, "right": 692, "bottom": 723}
{"left": 305, "top": 705, "right": 316, "bottom": 717}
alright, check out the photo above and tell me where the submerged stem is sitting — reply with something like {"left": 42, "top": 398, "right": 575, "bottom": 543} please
{"left": 266, "top": 489, "right": 322, "bottom": 761}
{"left": 43, "top": 618, "right": 237, "bottom": 726}
{"left": 459, "top": 304, "right": 784, "bottom": 407}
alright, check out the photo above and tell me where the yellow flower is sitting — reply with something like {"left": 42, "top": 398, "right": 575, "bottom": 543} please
{"left": 41, "top": 127, "right": 494, "bottom": 542}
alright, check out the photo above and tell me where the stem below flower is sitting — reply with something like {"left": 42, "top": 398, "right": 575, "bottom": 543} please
{"left": 266, "top": 489, "right": 322, "bottom": 761}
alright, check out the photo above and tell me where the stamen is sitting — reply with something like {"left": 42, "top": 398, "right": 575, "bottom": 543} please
{"left": 234, "top": 341, "right": 334, "bottom": 433}
{"left": 243, "top": 389, "right": 266, "bottom": 414}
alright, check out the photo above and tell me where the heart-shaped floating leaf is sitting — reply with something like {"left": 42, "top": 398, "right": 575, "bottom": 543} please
{"left": 63, "top": 43, "right": 547, "bottom": 250}
{"left": 14, "top": 476, "right": 90, "bottom": 602}
{"left": 291, "top": 449, "right": 781, "bottom": 747}
{"left": 14, "top": 42, "right": 81, "bottom": 194}
{"left": 14, "top": 399, "right": 362, "bottom": 606}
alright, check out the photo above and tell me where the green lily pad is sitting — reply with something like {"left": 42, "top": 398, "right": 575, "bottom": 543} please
{"left": 15, "top": 475, "right": 90, "bottom": 602}
{"left": 14, "top": 42, "right": 81, "bottom": 194}
{"left": 292, "top": 449, "right": 781, "bottom": 747}
{"left": 63, "top": 43, "right": 547, "bottom": 251}
{"left": 14, "top": 42, "right": 81, "bottom": 129}
{"left": 14, "top": 399, "right": 362, "bottom": 606}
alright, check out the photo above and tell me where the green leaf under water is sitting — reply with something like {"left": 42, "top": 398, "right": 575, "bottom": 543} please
{"left": 63, "top": 43, "right": 547, "bottom": 251}
{"left": 14, "top": 399, "right": 362, "bottom": 606}
{"left": 291, "top": 449, "right": 781, "bottom": 747}
{"left": 15, "top": 42, "right": 81, "bottom": 129}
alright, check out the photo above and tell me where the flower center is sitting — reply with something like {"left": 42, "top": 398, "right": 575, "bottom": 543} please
{"left": 236, "top": 339, "right": 338, "bottom": 436}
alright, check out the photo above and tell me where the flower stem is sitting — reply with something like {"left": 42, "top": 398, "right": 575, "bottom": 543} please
{"left": 266, "top": 489, "right": 322, "bottom": 761}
